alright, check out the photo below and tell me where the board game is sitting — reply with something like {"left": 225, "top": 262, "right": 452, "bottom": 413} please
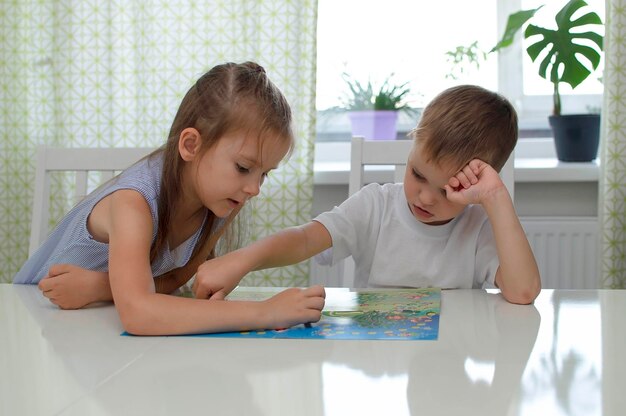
{"left": 195, "top": 287, "right": 440, "bottom": 340}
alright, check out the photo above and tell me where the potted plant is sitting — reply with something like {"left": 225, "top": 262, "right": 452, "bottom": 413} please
{"left": 491, "top": 0, "right": 604, "bottom": 162}
{"left": 445, "top": 41, "right": 488, "bottom": 81}
{"left": 339, "top": 73, "right": 417, "bottom": 140}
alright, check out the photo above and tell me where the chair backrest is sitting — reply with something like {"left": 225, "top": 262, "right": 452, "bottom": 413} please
{"left": 349, "top": 136, "right": 412, "bottom": 197}
{"left": 349, "top": 136, "right": 515, "bottom": 197}
{"left": 342, "top": 137, "right": 414, "bottom": 286}
{"left": 29, "top": 146, "right": 156, "bottom": 256}
{"left": 342, "top": 136, "right": 515, "bottom": 286}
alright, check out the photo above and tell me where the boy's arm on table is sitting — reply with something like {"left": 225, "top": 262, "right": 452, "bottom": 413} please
{"left": 446, "top": 160, "right": 541, "bottom": 304}
{"left": 484, "top": 190, "right": 541, "bottom": 305}
{"left": 107, "top": 190, "right": 325, "bottom": 336}
{"left": 193, "top": 221, "right": 332, "bottom": 299}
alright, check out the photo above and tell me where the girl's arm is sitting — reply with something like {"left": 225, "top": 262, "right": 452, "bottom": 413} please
{"left": 37, "top": 249, "right": 206, "bottom": 310}
{"left": 446, "top": 160, "right": 541, "bottom": 304}
{"left": 193, "top": 221, "right": 332, "bottom": 300}
{"left": 106, "top": 190, "right": 325, "bottom": 335}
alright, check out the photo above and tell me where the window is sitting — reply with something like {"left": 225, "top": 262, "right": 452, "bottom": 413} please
{"left": 502, "top": 0, "right": 605, "bottom": 128}
{"left": 316, "top": 0, "right": 605, "bottom": 140}
{"left": 316, "top": 0, "right": 498, "bottom": 141}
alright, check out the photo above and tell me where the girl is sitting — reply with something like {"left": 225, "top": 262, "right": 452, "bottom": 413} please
{"left": 14, "top": 62, "right": 326, "bottom": 335}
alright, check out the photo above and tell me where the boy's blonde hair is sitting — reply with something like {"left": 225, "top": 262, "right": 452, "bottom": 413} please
{"left": 409, "top": 85, "right": 517, "bottom": 172}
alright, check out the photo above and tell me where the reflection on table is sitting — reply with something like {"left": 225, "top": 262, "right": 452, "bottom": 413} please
{"left": 1, "top": 284, "right": 624, "bottom": 416}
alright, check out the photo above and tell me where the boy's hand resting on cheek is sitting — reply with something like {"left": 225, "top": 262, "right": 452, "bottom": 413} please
{"left": 444, "top": 159, "right": 508, "bottom": 206}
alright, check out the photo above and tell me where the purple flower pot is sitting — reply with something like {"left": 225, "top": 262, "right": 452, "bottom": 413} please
{"left": 348, "top": 110, "right": 399, "bottom": 140}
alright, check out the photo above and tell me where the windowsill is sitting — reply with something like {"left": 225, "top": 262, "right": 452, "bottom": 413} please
{"left": 313, "top": 138, "right": 600, "bottom": 185}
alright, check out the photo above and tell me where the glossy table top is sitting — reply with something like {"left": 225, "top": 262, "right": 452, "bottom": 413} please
{"left": 1, "top": 284, "right": 625, "bottom": 416}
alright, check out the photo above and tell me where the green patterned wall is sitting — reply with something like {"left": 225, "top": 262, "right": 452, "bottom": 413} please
{"left": 600, "top": 0, "right": 626, "bottom": 288}
{"left": 0, "top": 1, "right": 318, "bottom": 285}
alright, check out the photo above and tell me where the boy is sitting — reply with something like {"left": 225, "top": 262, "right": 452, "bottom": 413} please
{"left": 193, "top": 85, "right": 541, "bottom": 305}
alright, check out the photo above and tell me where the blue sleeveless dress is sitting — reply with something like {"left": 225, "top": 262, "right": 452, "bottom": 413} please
{"left": 13, "top": 152, "right": 208, "bottom": 284}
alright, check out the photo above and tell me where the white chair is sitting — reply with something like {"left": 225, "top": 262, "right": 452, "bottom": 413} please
{"left": 349, "top": 136, "right": 412, "bottom": 196}
{"left": 340, "top": 137, "right": 414, "bottom": 286}
{"left": 29, "top": 146, "right": 155, "bottom": 256}
{"left": 340, "top": 136, "right": 514, "bottom": 287}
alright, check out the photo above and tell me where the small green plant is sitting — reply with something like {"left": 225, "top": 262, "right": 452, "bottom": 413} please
{"left": 445, "top": 41, "right": 488, "bottom": 80}
{"left": 491, "top": 0, "right": 604, "bottom": 115}
{"left": 339, "top": 73, "right": 416, "bottom": 113}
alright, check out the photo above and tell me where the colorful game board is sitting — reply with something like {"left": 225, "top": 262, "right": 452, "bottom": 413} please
{"left": 195, "top": 288, "right": 440, "bottom": 340}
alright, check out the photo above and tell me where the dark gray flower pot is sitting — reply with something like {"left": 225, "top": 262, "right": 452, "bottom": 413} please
{"left": 548, "top": 114, "right": 600, "bottom": 162}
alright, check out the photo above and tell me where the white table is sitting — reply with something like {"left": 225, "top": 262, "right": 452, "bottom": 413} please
{"left": 1, "top": 284, "right": 625, "bottom": 416}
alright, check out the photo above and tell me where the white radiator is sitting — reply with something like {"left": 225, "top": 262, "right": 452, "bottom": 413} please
{"left": 310, "top": 217, "right": 599, "bottom": 290}
{"left": 521, "top": 217, "right": 599, "bottom": 289}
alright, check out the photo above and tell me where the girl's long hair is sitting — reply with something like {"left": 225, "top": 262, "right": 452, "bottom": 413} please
{"left": 150, "top": 61, "right": 294, "bottom": 266}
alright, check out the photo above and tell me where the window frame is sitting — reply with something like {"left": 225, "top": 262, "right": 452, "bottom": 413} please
{"left": 314, "top": 0, "right": 604, "bottom": 145}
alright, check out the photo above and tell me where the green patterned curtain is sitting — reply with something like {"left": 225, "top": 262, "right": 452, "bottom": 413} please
{"left": 0, "top": 0, "right": 318, "bottom": 285}
{"left": 599, "top": 0, "right": 626, "bottom": 288}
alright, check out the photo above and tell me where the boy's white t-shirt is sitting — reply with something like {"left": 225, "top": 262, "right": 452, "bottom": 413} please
{"left": 314, "top": 183, "right": 499, "bottom": 289}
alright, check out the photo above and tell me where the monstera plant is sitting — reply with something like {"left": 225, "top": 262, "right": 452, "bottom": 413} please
{"left": 492, "top": 0, "right": 603, "bottom": 115}
{"left": 491, "top": 0, "right": 604, "bottom": 161}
